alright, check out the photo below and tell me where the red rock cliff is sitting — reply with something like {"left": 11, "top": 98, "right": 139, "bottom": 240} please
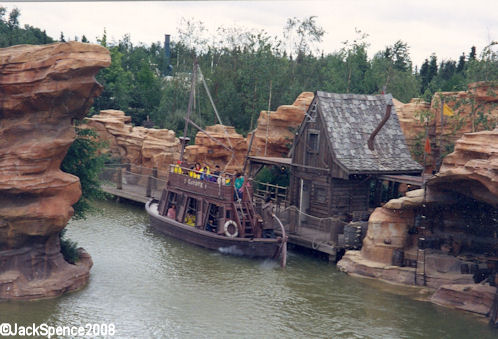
{"left": 0, "top": 42, "right": 110, "bottom": 300}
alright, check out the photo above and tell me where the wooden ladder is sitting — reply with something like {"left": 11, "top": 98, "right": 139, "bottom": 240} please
{"left": 232, "top": 200, "right": 255, "bottom": 238}
{"left": 415, "top": 245, "right": 426, "bottom": 286}
{"left": 415, "top": 215, "right": 428, "bottom": 286}
{"left": 232, "top": 186, "right": 257, "bottom": 238}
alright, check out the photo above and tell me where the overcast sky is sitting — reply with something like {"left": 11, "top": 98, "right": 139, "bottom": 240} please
{"left": 4, "top": 0, "right": 497, "bottom": 67}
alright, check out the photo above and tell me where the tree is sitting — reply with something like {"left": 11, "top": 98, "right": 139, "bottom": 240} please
{"left": 61, "top": 127, "right": 108, "bottom": 219}
{"left": 371, "top": 41, "right": 418, "bottom": 101}
{"left": 93, "top": 46, "right": 133, "bottom": 114}
{"left": 466, "top": 41, "right": 498, "bottom": 82}
{"left": 284, "top": 16, "right": 325, "bottom": 61}
{"left": 469, "top": 46, "right": 477, "bottom": 60}
{"left": 0, "top": 7, "right": 53, "bottom": 47}
{"left": 428, "top": 54, "right": 438, "bottom": 80}
{"left": 177, "top": 17, "right": 208, "bottom": 57}
{"left": 338, "top": 29, "right": 372, "bottom": 93}
{"left": 59, "top": 32, "right": 65, "bottom": 42}
{"left": 419, "top": 58, "right": 430, "bottom": 93}
{"left": 7, "top": 7, "right": 19, "bottom": 29}
{"left": 456, "top": 53, "right": 465, "bottom": 73}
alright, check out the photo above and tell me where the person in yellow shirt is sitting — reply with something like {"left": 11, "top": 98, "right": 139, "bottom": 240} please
{"left": 185, "top": 213, "right": 196, "bottom": 226}
{"left": 173, "top": 160, "right": 183, "bottom": 174}
{"left": 193, "top": 162, "right": 202, "bottom": 179}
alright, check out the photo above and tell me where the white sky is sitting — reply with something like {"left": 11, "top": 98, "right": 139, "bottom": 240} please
{"left": 4, "top": 0, "right": 497, "bottom": 67}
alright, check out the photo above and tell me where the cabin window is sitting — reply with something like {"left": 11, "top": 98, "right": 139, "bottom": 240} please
{"left": 313, "top": 185, "right": 327, "bottom": 204}
{"left": 205, "top": 204, "right": 220, "bottom": 232}
{"left": 307, "top": 129, "right": 319, "bottom": 153}
{"left": 167, "top": 192, "right": 178, "bottom": 209}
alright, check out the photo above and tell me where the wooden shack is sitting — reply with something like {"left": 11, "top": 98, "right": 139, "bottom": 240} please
{"left": 288, "top": 91, "right": 423, "bottom": 221}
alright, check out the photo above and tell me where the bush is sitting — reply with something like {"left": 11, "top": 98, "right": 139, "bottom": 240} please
{"left": 59, "top": 229, "right": 80, "bottom": 264}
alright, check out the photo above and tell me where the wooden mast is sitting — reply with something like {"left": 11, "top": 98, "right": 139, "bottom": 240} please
{"left": 180, "top": 59, "right": 198, "bottom": 162}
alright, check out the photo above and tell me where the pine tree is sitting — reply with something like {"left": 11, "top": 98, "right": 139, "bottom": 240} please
{"left": 469, "top": 46, "right": 476, "bottom": 60}
{"left": 456, "top": 53, "right": 466, "bottom": 73}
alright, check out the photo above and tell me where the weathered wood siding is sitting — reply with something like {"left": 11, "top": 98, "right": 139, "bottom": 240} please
{"left": 289, "top": 95, "right": 370, "bottom": 220}
{"left": 330, "top": 178, "right": 369, "bottom": 215}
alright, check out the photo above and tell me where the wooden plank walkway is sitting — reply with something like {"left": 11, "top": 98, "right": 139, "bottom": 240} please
{"left": 102, "top": 184, "right": 156, "bottom": 204}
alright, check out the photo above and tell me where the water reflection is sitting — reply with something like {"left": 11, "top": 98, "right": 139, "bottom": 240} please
{"left": 0, "top": 200, "right": 495, "bottom": 338}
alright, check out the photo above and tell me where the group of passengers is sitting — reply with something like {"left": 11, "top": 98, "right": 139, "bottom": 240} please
{"left": 166, "top": 204, "right": 197, "bottom": 227}
{"left": 173, "top": 160, "right": 243, "bottom": 188}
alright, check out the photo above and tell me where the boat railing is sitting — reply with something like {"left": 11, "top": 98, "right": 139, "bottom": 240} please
{"left": 167, "top": 164, "right": 236, "bottom": 200}
{"left": 251, "top": 179, "right": 288, "bottom": 214}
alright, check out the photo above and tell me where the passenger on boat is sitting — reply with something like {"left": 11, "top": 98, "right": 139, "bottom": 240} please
{"left": 205, "top": 219, "right": 217, "bottom": 233}
{"left": 213, "top": 165, "right": 221, "bottom": 178}
{"left": 173, "top": 160, "right": 183, "bottom": 174}
{"left": 193, "top": 162, "right": 202, "bottom": 179}
{"left": 185, "top": 213, "right": 196, "bottom": 226}
{"left": 262, "top": 196, "right": 276, "bottom": 238}
{"left": 189, "top": 163, "right": 201, "bottom": 179}
{"left": 223, "top": 173, "right": 231, "bottom": 185}
{"left": 167, "top": 204, "right": 176, "bottom": 220}
{"left": 234, "top": 173, "right": 244, "bottom": 200}
{"left": 201, "top": 165, "right": 211, "bottom": 181}
{"left": 211, "top": 165, "right": 221, "bottom": 182}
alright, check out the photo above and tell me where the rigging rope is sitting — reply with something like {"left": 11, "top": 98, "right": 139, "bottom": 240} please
{"left": 197, "top": 65, "right": 234, "bottom": 150}
{"left": 264, "top": 80, "right": 272, "bottom": 156}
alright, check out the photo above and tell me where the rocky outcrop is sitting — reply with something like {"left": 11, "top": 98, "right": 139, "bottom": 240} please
{"left": 249, "top": 92, "right": 314, "bottom": 157}
{"left": 393, "top": 97, "right": 430, "bottom": 151}
{"left": 184, "top": 124, "right": 247, "bottom": 172}
{"left": 88, "top": 93, "right": 313, "bottom": 173}
{"left": 393, "top": 82, "right": 497, "bottom": 171}
{"left": 338, "top": 127, "right": 498, "bottom": 318}
{"left": 0, "top": 42, "right": 110, "bottom": 300}
{"left": 429, "top": 128, "right": 498, "bottom": 207}
{"left": 431, "top": 284, "right": 497, "bottom": 316}
{"left": 85, "top": 110, "right": 181, "bottom": 172}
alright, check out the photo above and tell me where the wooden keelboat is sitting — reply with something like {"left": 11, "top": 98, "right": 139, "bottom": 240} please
{"left": 146, "top": 166, "right": 284, "bottom": 258}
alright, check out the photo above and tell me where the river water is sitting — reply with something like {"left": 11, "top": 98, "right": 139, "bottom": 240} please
{"left": 1, "top": 200, "right": 496, "bottom": 338}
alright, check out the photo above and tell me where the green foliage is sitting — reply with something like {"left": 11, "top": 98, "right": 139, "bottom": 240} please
{"left": 4, "top": 7, "right": 497, "bottom": 143}
{"left": 254, "top": 166, "right": 289, "bottom": 187}
{"left": 0, "top": 6, "right": 53, "bottom": 47}
{"left": 61, "top": 127, "right": 109, "bottom": 220}
{"left": 59, "top": 229, "right": 79, "bottom": 264}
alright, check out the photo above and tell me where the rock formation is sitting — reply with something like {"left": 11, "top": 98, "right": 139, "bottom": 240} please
{"left": 84, "top": 109, "right": 181, "bottom": 173}
{"left": 0, "top": 42, "right": 110, "bottom": 300}
{"left": 184, "top": 124, "right": 247, "bottom": 172}
{"left": 393, "top": 82, "right": 497, "bottom": 171}
{"left": 338, "top": 127, "right": 498, "bottom": 318}
{"left": 429, "top": 128, "right": 498, "bottom": 207}
{"left": 393, "top": 97, "right": 431, "bottom": 152}
{"left": 87, "top": 92, "right": 313, "bottom": 173}
{"left": 249, "top": 92, "right": 314, "bottom": 157}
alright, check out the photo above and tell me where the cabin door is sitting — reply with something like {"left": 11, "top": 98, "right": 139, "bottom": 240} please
{"left": 299, "top": 179, "right": 311, "bottom": 226}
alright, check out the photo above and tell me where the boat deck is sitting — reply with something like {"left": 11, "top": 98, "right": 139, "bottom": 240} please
{"left": 100, "top": 165, "right": 344, "bottom": 261}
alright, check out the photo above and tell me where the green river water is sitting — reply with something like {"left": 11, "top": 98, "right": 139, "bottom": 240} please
{"left": 0, "top": 200, "right": 496, "bottom": 338}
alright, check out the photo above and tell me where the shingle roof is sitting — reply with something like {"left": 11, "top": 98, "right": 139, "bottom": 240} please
{"left": 316, "top": 91, "right": 423, "bottom": 174}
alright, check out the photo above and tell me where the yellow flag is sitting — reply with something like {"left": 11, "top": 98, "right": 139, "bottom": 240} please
{"left": 443, "top": 103, "right": 454, "bottom": 117}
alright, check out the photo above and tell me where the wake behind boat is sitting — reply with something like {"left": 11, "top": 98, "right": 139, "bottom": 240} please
{"left": 146, "top": 165, "right": 285, "bottom": 259}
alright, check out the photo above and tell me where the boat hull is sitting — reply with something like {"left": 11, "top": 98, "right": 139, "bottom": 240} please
{"left": 146, "top": 200, "right": 281, "bottom": 258}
